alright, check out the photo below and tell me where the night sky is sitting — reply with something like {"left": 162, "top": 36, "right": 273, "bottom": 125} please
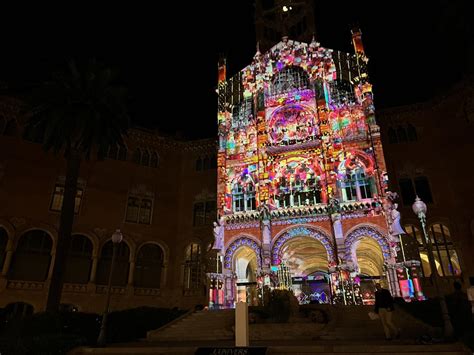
{"left": 0, "top": 1, "right": 470, "bottom": 139}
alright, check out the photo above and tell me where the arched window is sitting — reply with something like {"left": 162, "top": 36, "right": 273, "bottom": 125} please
{"left": 4, "top": 302, "right": 34, "bottom": 320}
{"left": 388, "top": 127, "right": 398, "bottom": 144}
{"left": 405, "top": 224, "right": 462, "bottom": 277}
{"left": 150, "top": 152, "right": 159, "bottom": 168}
{"left": 141, "top": 150, "right": 150, "bottom": 166}
{"left": 125, "top": 197, "right": 140, "bottom": 223}
{"left": 0, "top": 227, "right": 7, "bottom": 270}
{"left": 64, "top": 235, "right": 93, "bottom": 284}
{"left": 232, "top": 97, "right": 254, "bottom": 128}
{"left": 117, "top": 145, "right": 127, "bottom": 161}
{"left": 139, "top": 199, "right": 152, "bottom": 224}
{"left": 108, "top": 145, "right": 118, "bottom": 160}
{"left": 232, "top": 183, "right": 245, "bottom": 212}
{"left": 9, "top": 230, "right": 52, "bottom": 281}
{"left": 232, "top": 181, "right": 257, "bottom": 213}
{"left": 135, "top": 244, "right": 164, "bottom": 288}
{"left": 132, "top": 148, "right": 142, "bottom": 164}
{"left": 96, "top": 241, "right": 130, "bottom": 286}
{"left": 407, "top": 123, "right": 417, "bottom": 141}
{"left": 274, "top": 158, "right": 322, "bottom": 208}
{"left": 340, "top": 167, "right": 373, "bottom": 202}
{"left": 270, "top": 66, "right": 310, "bottom": 96}
{"left": 414, "top": 176, "right": 433, "bottom": 204}
{"left": 245, "top": 183, "right": 256, "bottom": 211}
{"left": 397, "top": 126, "right": 407, "bottom": 143}
{"left": 183, "top": 243, "right": 201, "bottom": 291}
{"left": 354, "top": 168, "right": 373, "bottom": 199}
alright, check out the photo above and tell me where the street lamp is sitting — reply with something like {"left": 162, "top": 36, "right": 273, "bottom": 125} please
{"left": 97, "top": 229, "right": 123, "bottom": 347}
{"left": 412, "top": 197, "right": 454, "bottom": 338}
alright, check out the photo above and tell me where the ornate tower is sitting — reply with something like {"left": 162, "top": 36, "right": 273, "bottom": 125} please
{"left": 255, "top": 0, "right": 316, "bottom": 53}
{"left": 213, "top": 27, "right": 421, "bottom": 307}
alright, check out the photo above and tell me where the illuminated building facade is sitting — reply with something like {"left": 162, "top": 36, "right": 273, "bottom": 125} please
{"left": 212, "top": 30, "right": 422, "bottom": 307}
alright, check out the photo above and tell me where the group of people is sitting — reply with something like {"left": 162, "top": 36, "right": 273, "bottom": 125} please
{"left": 373, "top": 281, "right": 472, "bottom": 341}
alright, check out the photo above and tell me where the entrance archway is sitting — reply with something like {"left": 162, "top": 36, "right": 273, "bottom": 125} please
{"left": 233, "top": 246, "right": 258, "bottom": 305}
{"left": 277, "top": 236, "right": 330, "bottom": 304}
{"left": 354, "top": 236, "right": 385, "bottom": 304}
{"left": 280, "top": 236, "right": 329, "bottom": 276}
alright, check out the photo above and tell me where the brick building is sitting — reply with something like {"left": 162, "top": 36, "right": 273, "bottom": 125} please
{"left": 0, "top": 109, "right": 216, "bottom": 313}
{"left": 379, "top": 78, "right": 474, "bottom": 294}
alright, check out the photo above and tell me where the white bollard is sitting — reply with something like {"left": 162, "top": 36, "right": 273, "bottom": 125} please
{"left": 235, "top": 301, "right": 249, "bottom": 347}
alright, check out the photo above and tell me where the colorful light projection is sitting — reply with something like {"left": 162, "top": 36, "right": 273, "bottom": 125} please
{"left": 268, "top": 156, "right": 326, "bottom": 207}
{"left": 329, "top": 105, "right": 367, "bottom": 141}
{"left": 225, "top": 164, "right": 259, "bottom": 213}
{"left": 267, "top": 104, "right": 318, "bottom": 145}
{"left": 226, "top": 126, "right": 258, "bottom": 159}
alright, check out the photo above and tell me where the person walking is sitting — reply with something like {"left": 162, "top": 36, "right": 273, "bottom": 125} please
{"left": 446, "top": 281, "right": 472, "bottom": 338}
{"left": 374, "top": 283, "right": 400, "bottom": 340}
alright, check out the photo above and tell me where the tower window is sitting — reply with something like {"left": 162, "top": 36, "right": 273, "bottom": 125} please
{"left": 396, "top": 126, "right": 408, "bottom": 142}
{"left": 388, "top": 127, "right": 398, "bottom": 144}
{"left": 399, "top": 178, "right": 416, "bottom": 205}
{"left": 125, "top": 196, "right": 153, "bottom": 224}
{"left": 414, "top": 176, "right": 433, "bottom": 203}
{"left": 50, "top": 184, "right": 83, "bottom": 214}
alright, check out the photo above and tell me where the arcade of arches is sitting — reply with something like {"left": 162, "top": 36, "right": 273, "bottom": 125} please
{"left": 224, "top": 222, "right": 463, "bottom": 307}
{"left": 0, "top": 227, "right": 206, "bottom": 313}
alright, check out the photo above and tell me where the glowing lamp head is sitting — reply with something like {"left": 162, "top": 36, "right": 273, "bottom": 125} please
{"left": 111, "top": 229, "right": 123, "bottom": 244}
{"left": 412, "top": 196, "right": 427, "bottom": 217}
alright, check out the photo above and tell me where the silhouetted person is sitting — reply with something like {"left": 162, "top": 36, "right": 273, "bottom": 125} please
{"left": 446, "top": 281, "right": 472, "bottom": 337}
{"left": 374, "top": 283, "right": 400, "bottom": 340}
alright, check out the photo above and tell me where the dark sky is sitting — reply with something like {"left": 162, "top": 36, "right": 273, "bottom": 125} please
{"left": 0, "top": 1, "right": 471, "bottom": 138}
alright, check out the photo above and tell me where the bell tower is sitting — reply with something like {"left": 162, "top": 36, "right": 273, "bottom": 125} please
{"left": 255, "top": 0, "right": 316, "bottom": 52}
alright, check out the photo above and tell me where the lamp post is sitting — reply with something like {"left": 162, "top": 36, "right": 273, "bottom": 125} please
{"left": 97, "top": 229, "right": 123, "bottom": 347}
{"left": 412, "top": 197, "right": 454, "bottom": 338}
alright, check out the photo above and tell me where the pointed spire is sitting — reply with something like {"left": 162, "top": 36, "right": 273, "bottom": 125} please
{"left": 310, "top": 33, "right": 319, "bottom": 49}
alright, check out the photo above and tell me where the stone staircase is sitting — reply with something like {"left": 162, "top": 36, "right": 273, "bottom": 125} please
{"left": 147, "top": 309, "right": 234, "bottom": 341}
{"left": 314, "top": 305, "right": 436, "bottom": 341}
{"left": 146, "top": 305, "right": 442, "bottom": 343}
{"left": 71, "top": 306, "right": 470, "bottom": 354}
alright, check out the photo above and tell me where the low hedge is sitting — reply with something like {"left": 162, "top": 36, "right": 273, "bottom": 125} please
{"left": 0, "top": 306, "right": 186, "bottom": 354}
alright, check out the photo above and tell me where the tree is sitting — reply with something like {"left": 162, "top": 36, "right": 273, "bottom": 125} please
{"left": 24, "top": 59, "right": 130, "bottom": 311}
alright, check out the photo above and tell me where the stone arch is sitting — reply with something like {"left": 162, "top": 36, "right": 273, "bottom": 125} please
{"left": 224, "top": 236, "right": 262, "bottom": 270}
{"left": 344, "top": 225, "right": 391, "bottom": 264}
{"left": 13, "top": 224, "right": 58, "bottom": 251}
{"left": 96, "top": 237, "right": 132, "bottom": 286}
{"left": 64, "top": 234, "right": 94, "bottom": 284}
{"left": 99, "top": 234, "right": 136, "bottom": 263}
{"left": 137, "top": 240, "right": 169, "bottom": 264}
{"left": 0, "top": 219, "right": 15, "bottom": 241}
{"left": 71, "top": 230, "right": 100, "bottom": 257}
{"left": 9, "top": 229, "right": 54, "bottom": 281}
{"left": 271, "top": 225, "right": 335, "bottom": 265}
{"left": 134, "top": 242, "right": 165, "bottom": 289}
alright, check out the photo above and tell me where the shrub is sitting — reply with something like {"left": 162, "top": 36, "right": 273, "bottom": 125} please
{"left": 0, "top": 307, "right": 185, "bottom": 354}
{"left": 106, "top": 307, "right": 186, "bottom": 343}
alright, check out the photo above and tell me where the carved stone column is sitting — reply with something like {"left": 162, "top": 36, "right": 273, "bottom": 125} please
{"left": 1, "top": 239, "right": 14, "bottom": 276}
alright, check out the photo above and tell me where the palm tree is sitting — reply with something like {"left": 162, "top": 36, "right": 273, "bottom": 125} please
{"left": 25, "top": 59, "right": 130, "bottom": 311}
